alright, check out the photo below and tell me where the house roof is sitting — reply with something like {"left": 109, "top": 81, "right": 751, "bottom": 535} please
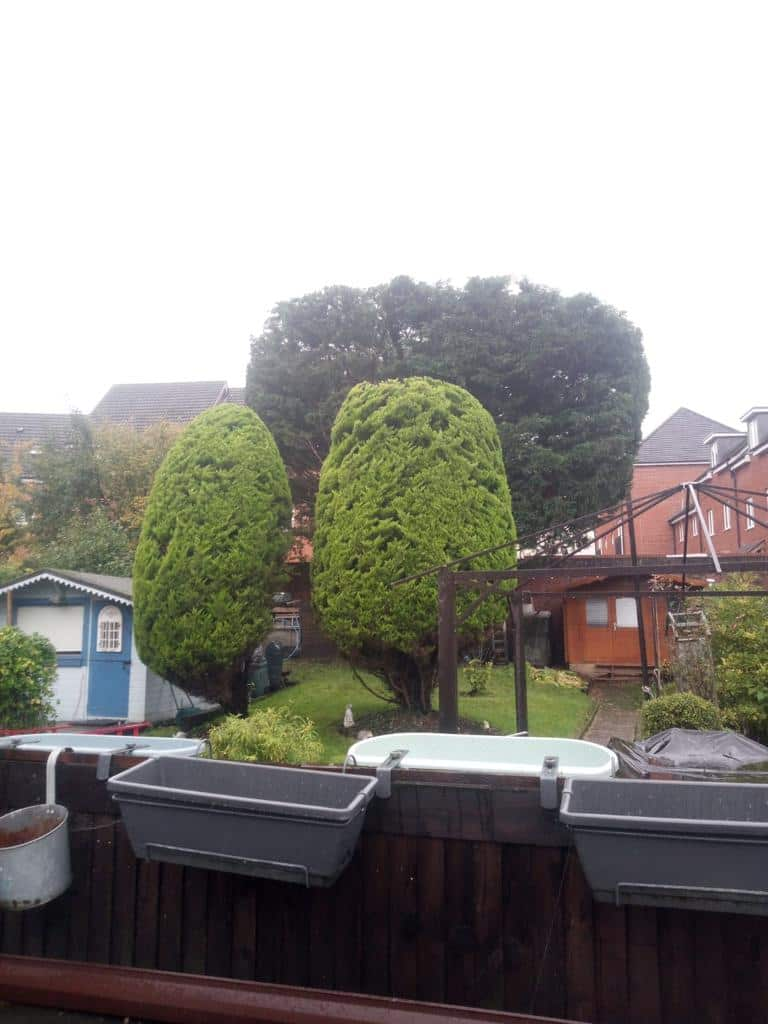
{"left": 0, "top": 412, "right": 76, "bottom": 455}
{"left": 90, "top": 381, "right": 232, "bottom": 428}
{"left": 224, "top": 387, "right": 246, "bottom": 405}
{"left": 636, "top": 408, "right": 737, "bottom": 465}
{"left": 0, "top": 570, "right": 133, "bottom": 605}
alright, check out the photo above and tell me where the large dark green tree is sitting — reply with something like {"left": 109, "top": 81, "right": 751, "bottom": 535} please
{"left": 246, "top": 276, "right": 649, "bottom": 538}
{"left": 312, "top": 377, "right": 516, "bottom": 712}
{"left": 133, "top": 405, "right": 291, "bottom": 713}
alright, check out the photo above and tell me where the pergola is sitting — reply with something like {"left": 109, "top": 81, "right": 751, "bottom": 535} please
{"left": 394, "top": 481, "right": 768, "bottom": 733}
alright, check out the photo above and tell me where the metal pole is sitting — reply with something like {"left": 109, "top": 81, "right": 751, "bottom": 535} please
{"left": 687, "top": 483, "right": 722, "bottom": 574}
{"left": 511, "top": 594, "right": 529, "bottom": 733}
{"left": 438, "top": 568, "right": 458, "bottom": 733}
{"left": 625, "top": 495, "right": 651, "bottom": 686}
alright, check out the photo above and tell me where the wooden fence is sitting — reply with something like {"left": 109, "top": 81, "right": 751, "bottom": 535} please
{"left": 1, "top": 750, "right": 767, "bottom": 1024}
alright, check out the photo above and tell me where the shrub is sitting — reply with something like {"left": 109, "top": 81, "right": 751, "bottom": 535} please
{"left": 464, "top": 659, "right": 493, "bottom": 696}
{"left": 640, "top": 691, "right": 722, "bottom": 737}
{"left": 0, "top": 626, "right": 57, "bottom": 729}
{"left": 312, "top": 377, "right": 516, "bottom": 712}
{"left": 707, "top": 579, "right": 768, "bottom": 741}
{"left": 208, "top": 706, "right": 323, "bottom": 764}
{"left": 134, "top": 405, "right": 291, "bottom": 714}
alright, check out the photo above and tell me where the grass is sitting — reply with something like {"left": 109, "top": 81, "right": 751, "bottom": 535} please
{"left": 146, "top": 659, "right": 594, "bottom": 763}
{"left": 249, "top": 659, "right": 593, "bottom": 763}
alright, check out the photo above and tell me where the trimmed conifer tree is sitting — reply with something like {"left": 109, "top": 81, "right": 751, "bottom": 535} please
{"left": 133, "top": 405, "right": 291, "bottom": 713}
{"left": 312, "top": 377, "right": 516, "bottom": 712}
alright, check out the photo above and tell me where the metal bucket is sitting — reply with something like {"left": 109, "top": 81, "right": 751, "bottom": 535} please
{"left": 0, "top": 748, "right": 72, "bottom": 911}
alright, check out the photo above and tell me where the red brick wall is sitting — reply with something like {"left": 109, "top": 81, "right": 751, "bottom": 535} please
{"left": 682, "top": 449, "right": 768, "bottom": 555}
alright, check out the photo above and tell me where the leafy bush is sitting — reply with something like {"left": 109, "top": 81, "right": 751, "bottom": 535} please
{"left": 641, "top": 691, "right": 722, "bottom": 737}
{"left": 312, "top": 377, "right": 516, "bottom": 712}
{"left": 707, "top": 580, "right": 768, "bottom": 741}
{"left": 208, "top": 706, "right": 323, "bottom": 764}
{"left": 134, "top": 405, "right": 291, "bottom": 714}
{"left": 464, "top": 659, "right": 493, "bottom": 696}
{"left": 0, "top": 626, "right": 57, "bottom": 728}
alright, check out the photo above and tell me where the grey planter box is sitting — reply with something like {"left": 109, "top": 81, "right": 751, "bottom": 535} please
{"left": 560, "top": 778, "right": 768, "bottom": 915}
{"left": 108, "top": 757, "right": 377, "bottom": 887}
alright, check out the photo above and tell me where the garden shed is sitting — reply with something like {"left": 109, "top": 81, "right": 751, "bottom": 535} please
{"left": 0, "top": 569, "right": 208, "bottom": 724}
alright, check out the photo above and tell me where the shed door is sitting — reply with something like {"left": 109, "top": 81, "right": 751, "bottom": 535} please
{"left": 87, "top": 603, "right": 132, "bottom": 718}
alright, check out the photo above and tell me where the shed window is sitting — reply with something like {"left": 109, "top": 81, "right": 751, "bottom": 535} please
{"left": 615, "top": 597, "right": 639, "bottom": 628}
{"left": 586, "top": 598, "right": 609, "bottom": 627}
{"left": 97, "top": 606, "right": 123, "bottom": 652}
{"left": 16, "top": 604, "right": 83, "bottom": 654}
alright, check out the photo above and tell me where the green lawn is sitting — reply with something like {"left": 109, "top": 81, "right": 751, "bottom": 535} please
{"left": 253, "top": 659, "right": 594, "bottom": 763}
{"left": 147, "top": 659, "right": 594, "bottom": 762}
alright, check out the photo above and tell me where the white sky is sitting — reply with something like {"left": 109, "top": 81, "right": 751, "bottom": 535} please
{"left": 0, "top": 1, "right": 765, "bottom": 436}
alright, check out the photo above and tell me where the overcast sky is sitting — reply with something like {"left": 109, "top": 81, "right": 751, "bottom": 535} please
{"left": 1, "top": 1, "right": 765, "bottom": 435}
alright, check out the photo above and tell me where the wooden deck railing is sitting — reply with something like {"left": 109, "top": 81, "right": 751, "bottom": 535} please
{"left": 0, "top": 749, "right": 765, "bottom": 1023}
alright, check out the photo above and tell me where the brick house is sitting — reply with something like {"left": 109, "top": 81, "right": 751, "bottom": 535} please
{"left": 595, "top": 407, "right": 736, "bottom": 558}
{"left": 669, "top": 406, "right": 768, "bottom": 556}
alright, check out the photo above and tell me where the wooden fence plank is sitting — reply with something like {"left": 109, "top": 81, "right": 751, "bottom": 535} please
{"left": 625, "top": 906, "right": 661, "bottom": 1024}
{"left": 180, "top": 867, "right": 208, "bottom": 975}
{"left": 333, "top": 846, "right": 363, "bottom": 995}
{"left": 157, "top": 863, "right": 184, "bottom": 973}
{"left": 205, "top": 871, "right": 233, "bottom": 979}
{"left": 230, "top": 876, "right": 258, "bottom": 982}
{"left": 594, "top": 902, "right": 629, "bottom": 1024}
{"left": 67, "top": 812, "right": 94, "bottom": 962}
{"left": 562, "top": 854, "right": 596, "bottom": 1023}
{"left": 657, "top": 908, "right": 694, "bottom": 1024}
{"left": 109, "top": 822, "right": 137, "bottom": 966}
{"left": 527, "top": 847, "right": 567, "bottom": 1021}
{"left": 692, "top": 912, "right": 727, "bottom": 1024}
{"left": 87, "top": 815, "right": 117, "bottom": 964}
{"left": 133, "top": 858, "right": 160, "bottom": 970}
{"left": 502, "top": 844, "right": 535, "bottom": 1015}
{"left": 360, "top": 833, "right": 391, "bottom": 997}
{"left": 254, "top": 880, "right": 281, "bottom": 983}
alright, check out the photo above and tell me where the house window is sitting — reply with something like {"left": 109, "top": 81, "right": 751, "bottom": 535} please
{"left": 691, "top": 516, "right": 698, "bottom": 536}
{"left": 615, "top": 597, "right": 639, "bottom": 628}
{"left": 723, "top": 504, "right": 731, "bottom": 530}
{"left": 711, "top": 442, "right": 719, "bottom": 467}
{"left": 97, "top": 606, "right": 123, "bottom": 652}
{"left": 746, "top": 499, "right": 755, "bottom": 530}
{"left": 586, "top": 598, "right": 609, "bottom": 627}
{"left": 678, "top": 522, "right": 684, "bottom": 543}
{"left": 707, "top": 509, "right": 715, "bottom": 535}
{"left": 615, "top": 525, "right": 624, "bottom": 555}
{"left": 748, "top": 419, "right": 759, "bottom": 448}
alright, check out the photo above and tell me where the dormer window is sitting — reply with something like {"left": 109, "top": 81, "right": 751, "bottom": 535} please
{"left": 710, "top": 441, "right": 719, "bottom": 467}
{"left": 749, "top": 419, "right": 759, "bottom": 449}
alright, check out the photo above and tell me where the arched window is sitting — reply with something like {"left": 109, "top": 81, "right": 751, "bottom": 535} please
{"left": 97, "top": 605, "right": 123, "bottom": 652}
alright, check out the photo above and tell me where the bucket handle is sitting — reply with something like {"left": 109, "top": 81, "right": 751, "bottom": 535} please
{"left": 45, "top": 747, "right": 72, "bottom": 806}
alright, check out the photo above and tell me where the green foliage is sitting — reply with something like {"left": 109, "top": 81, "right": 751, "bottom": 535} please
{"left": 36, "top": 507, "right": 133, "bottom": 575}
{"left": 464, "top": 659, "right": 493, "bottom": 697}
{"left": 0, "top": 626, "right": 57, "bottom": 729}
{"left": 208, "top": 706, "right": 323, "bottom": 764}
{"left": 641, "top": 691, "right": 722, "bottom": 737}
{"left": 133, "top": 405, "right": 291, "bottom": 712}
{"left": 6, "top": 416, "right": 183, "bottom": 579}
{"left": 312, "top": 378, "right": 516, "bottom": 711}
{"left": 708, "top": 579, "right": 768, "bottom": 740}
{"left": 246, "top": 276, "right": 649, "bottom": 537}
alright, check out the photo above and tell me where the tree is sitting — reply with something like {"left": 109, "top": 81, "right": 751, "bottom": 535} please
{"left": 37, "top": 507, "right": 134, "bottom": 576}
{"left": 312, "top": 377, "right": 516, "bottom": 712}
{"left": 26, "top": 416, "right": 182, "bottom": 548}
{"left": 0, "top": 626, "right": 57, "bottom": 729}
{"left": 133, "top": 405, "right": 291, "bottom": 713}
{"left": 246, "top": 276, "right": 649, "bottom": 537}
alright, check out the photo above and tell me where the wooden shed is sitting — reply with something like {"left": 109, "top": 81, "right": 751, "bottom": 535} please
{"left": 563, "top": 575, "right": 670, "bottom": 673}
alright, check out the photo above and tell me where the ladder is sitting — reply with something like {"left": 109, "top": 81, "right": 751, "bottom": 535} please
{"left": 667, "top": 608, "right": 710, "bottom": 642}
